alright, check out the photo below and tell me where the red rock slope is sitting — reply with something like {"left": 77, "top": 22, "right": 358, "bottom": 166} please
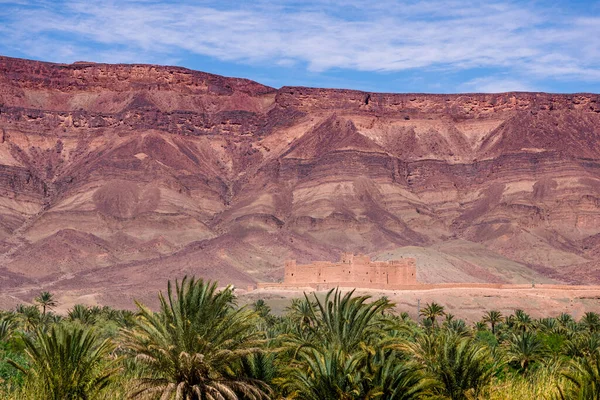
{"left": 1, "top": 55, "right": 600, "bottom": 297}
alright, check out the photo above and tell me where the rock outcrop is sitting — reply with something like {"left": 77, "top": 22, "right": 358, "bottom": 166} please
{"left": 1, "top": 55, "right": 600, "bottom": 301}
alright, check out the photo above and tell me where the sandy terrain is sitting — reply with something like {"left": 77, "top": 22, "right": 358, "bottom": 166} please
{"left": 238, "top": 285, "right": 600, "bottom": 322}
{"left": 3, "top": 284, "right": 598, "bottom": 324}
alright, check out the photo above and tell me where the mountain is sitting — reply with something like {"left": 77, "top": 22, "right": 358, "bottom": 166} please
{"left": 1, "top": 55, "right": 600, "bottom": 303}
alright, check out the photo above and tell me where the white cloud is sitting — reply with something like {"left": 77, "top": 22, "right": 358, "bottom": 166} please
{"left": 0, "top": 0, "right": 598, "bottom": 87}
{"left": 461, "top": 77, "right": 538, "bottom": 93}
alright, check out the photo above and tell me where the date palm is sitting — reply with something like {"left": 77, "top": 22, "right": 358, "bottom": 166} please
{"left": 537, "top": 317, "right": 558, "bottom": 333}
{"left": 482, "top": 310, "right": 503, "bottom": 335}
{"left": 15, "top": 304, "right": 42, "bottom": 332}
{"left": 513, "top": 309, "right": 533, "bottom": 333}
{"left": 68, "top": 304, "right": 97, "bottom": 325}
{"left": 282, "top": 340, "right": 432, "bottom": 400}
{"left": 122, "top": 276, "right": 269, "bottom": 400}
{"left": 35, "top": 291, "right": 57, "bottom": 317}
{"left": 582, "top": 312, "right": 600, "bottom": 333}
{"left": 0, "top": 313, "right": 16, "bottom": 341}
{"left": 308, "top": 289, "right": 393, "bottom": 352}
{"left": 565, "top": 333, "right": 600, "bottom": 359}
{"left": 8, "top": 323, "right": 116, "bottom": 399}
{"left": 420, "top": 302, "right": 445, "bottom": 327}
{"left": 403, "top": 332, "right": 495, "bottom": 400}
{"left": 285, "top": 297, "right": 319, "bottom": 336}
{"left": 505, "top": 331, "right": 547, "bottom": 372}
{"left": 280, "top": 289, "right": 416, "bottom": 399}
{"left": 371, "top": 351, "right": 437, "bottom": 400}
{"left": 559, "top": 349, "right": 600, "bottom": 399}
{"left": 437, "top": 334, "right": 495, "bottom": 400}
{"left": 444, "top": 319, "right": 468, "bottom": 336}
{"left": 558, "top": 313, "right": 575, "bottom": 327}
{"left": 280, "top": 347, "right": 364, "bottom": 400}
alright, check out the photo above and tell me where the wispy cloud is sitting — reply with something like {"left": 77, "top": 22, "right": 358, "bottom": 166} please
{"left": 461, "top": 77, "right": 539, "bottom": 93}
{"left": 0, "top": 0, "right": 598, "bottom": 92}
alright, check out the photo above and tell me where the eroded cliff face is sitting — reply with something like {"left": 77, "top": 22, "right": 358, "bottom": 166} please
{"left": 1, "top": 55, "right": 600, "bottom": 297}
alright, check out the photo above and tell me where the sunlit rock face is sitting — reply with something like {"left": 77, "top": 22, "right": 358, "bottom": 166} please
{"left": 1, "top": 55, "right": 600, "bottom": 296}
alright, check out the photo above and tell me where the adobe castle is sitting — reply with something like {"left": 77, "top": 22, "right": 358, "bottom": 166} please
{"left": 279, "top": 253, "right": 417, "bottom": 290}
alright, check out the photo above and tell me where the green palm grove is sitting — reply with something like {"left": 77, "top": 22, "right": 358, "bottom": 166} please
{"left": 1, "top": 281, "right": 600, "bottom": 399}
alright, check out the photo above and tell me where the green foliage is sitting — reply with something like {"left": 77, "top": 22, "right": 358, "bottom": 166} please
{"left": 0, "top": 341, "right": 27, "bottom": 390}
{"left": 539, "top": 332, "right": 565, "bottom": 356}
{"left": 34, "top": 292, "right": 57, "bottom": 316}
{"left": 14, "top": 305, "right": 41, "bottom": 332}
{"left": 582, "top": 312, "right": 600, "bottom": 334}
{"left": 2, "top": 281, "right": 600, "bottom": 399}
{"left": 0, "top": 317, "right": 15, "bottom": 343}
{"left": 281, "top": 347, "right": 366, "bottom": 399}
{"left": 476, "top": 329, "right": 499, "bottom": 348}
{"left": 122, "top": 276, "right": 269, "bottom": 400}
{"left": 253, "top": 299, "right": 277, "bottom": 327}
{"left": 559, "top": 350, "right": 600, "bottom": 399}
{"left": 513, "top": 309, "right": 533, "bottom": 333}
{"left": 279, "top": 289, "right": 434, "bottom": 399}
{"left": 371, "top": 351, "right": 437, "bottom": 400}
{"left": 8, "top": 323, "right": 117, "bottom": 399}
{"left": 301, "top": 288, "right": 393, "bottom": 352}
{"left": 483, "top": 310, "right": 503, "bottom": 335}
{"left": 405, "top": 331, "right": 496, "bottom": 399}
{"left": 505, "top": 331, "right": 548, "bottom": 372}
{"left": 68, "top": 304, "right": 98, "bottom": 325}
{"left": 420, "top": 302, "right": 445, "bottom": 326}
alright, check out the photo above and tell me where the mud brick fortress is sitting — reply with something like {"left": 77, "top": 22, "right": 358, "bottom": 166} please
{"left": 256, "top": 253, "right": 418, "bottom": 290}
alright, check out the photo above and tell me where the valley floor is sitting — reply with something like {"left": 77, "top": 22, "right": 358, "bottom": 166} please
{"left": 239, "top": 284, "right": 600, "bottom": 322}
{"left": 3, "top": 283, "right": 598, "bottom": 323}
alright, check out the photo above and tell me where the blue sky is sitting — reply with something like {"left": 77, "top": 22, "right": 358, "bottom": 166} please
{"left": 0, "top": 0, "right": 599, "bottom": 93}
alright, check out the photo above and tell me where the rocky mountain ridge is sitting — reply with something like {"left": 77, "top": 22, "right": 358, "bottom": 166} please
{"left": 1, "top": 55, "right": 600, "bottom": 302}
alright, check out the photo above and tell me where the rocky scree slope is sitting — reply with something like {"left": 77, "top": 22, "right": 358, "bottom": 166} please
{"left": 1, "top": 55, "right": 600, "bottom": 299}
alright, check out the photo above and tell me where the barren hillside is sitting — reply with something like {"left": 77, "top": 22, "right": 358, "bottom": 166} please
{"left": 1, "top": 56, "right": 600, "bottom": 303}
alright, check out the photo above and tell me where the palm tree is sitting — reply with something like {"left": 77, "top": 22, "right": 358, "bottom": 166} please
{"left": 474, "top": 321, "right": 486, "bottom": 332}
{"left": 565, "top": 333, "right": 600, "bottom": 359}
{"left": 15, "top": 304, "right": 42, "bottom": 332}
{"left": 280, "top": 289, "right": 425, "bottom": 399}
{"left": 444, "top": 319, "right": 468, "bottom": 336}
{"left": 122, "top": 276, "right": 269, "bottom": 400}
{"left": 559, "top": 349, "right": 600, "bottom": 399}
{"left": 68, "top": 304, "right": 96, "bottom": 325}
{"left": 482, "top": 310, "right": 503, "bottom": 335}
{"left": 537, "top": 317, "right": 558, "bottom": 333}
{"left": 505, "top": 331, "right": 547, "bottom": 372}
{"left": 404, "top": 332, "right": 495, "bottom": 400}
{"left": 253, "top": 299, "right": 271, "bottom": 318}
{"left": 286, "top": 297, "right": 318, "bottom": 333}
{"left": 306, "top": 288, "right": 393, "bottom": 352}
{"left": 582, "top": 312, "right": 600, "bottom": 333}
{"left": 558, "top": 312, "right": 574, "bottom": 327}
{"left": 0, "top": 315, "right": 15, "bottom": 342}
{"left": 371, "top": 352, "right": 437, "bottom": 400}
{"left": 239, "top": 350, "right": 279, "bottom": 391}
{"left": 513, "top": 309, "right": 533, "bottom": 333}
{"left": 283, "top": 346, "right": 432, "bottom": 400}
{"left": 420, "top": 302, "right": 445, "bottom": 327}
{"left": 253, "top": 299, "right": 276, "bottom": 327}
{"left": 8, "top": 323, "right": 116, "bottom": 399}
{"left": 438, "top": 334, "right": 495, "bottom": 399}
{"left": 280, "top": 347, "right": 365, "bottom": 400}
{"left": 34, "top": 291, "right": 57, "bottom": 317}
{"left": 399, "top": 312, "right": 411, "bottom": 322}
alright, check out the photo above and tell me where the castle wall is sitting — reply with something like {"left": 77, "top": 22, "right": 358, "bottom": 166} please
{"left": 283, "top": 254, "right": 417, "bottom": 289}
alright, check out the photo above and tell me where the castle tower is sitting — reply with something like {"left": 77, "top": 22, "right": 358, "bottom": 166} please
{"left": 284, "top": 260, "right": 297, "bottom": 283}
